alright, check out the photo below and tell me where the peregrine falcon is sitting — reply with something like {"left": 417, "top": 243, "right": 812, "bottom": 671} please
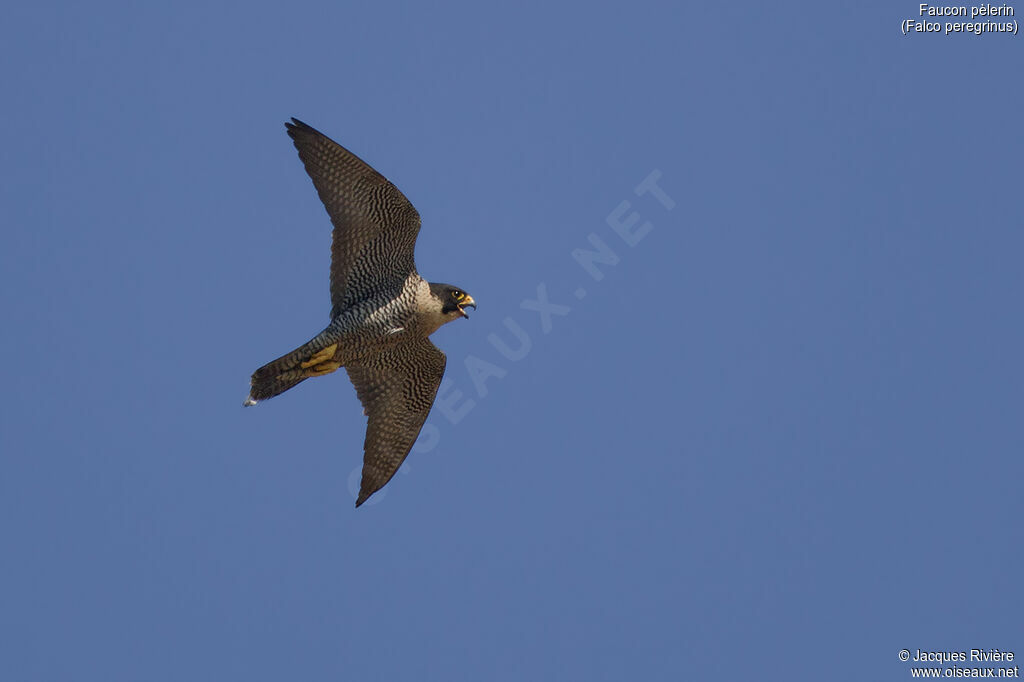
{"left": 245, "top": 118, "right": 476, "bottom": 507}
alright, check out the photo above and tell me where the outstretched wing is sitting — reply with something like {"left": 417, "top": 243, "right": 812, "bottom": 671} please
{"left": 286, "top": 118, "right": 422, "bottom": 318}
{"left": 345, "top": 336, "right": 447, "bottom": 506}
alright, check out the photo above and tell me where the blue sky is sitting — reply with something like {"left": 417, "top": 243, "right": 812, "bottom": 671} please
{"left": 2, "top": 2, "right": 1022, "bottom": 680}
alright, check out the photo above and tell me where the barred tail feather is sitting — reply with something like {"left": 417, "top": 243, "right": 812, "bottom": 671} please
{"left": 245, "top": 335, "right": 342, "bottom": 405}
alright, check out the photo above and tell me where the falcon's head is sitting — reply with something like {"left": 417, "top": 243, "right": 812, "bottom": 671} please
{"left": 429, "top": 283, "right": 477, "bottom": 320}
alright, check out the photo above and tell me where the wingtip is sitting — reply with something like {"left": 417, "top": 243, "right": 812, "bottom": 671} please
{"left": 355, "top": 484, "right": 375, "bottom": 507}
{"left": 285, "top": 117, "right": 311, "bottom": 134}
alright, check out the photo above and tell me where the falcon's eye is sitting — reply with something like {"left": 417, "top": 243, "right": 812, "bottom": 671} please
{"left": 451, "top": 290, "right": 463, "bottom": 300}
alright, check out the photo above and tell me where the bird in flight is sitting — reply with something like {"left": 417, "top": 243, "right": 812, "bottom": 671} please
{"left": 245, "top": 118, "right": 476, "bottom": 507}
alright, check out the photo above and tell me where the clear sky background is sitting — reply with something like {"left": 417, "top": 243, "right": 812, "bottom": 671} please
{"left": 2, "top": 2, "right": 1022, "bottom": 680}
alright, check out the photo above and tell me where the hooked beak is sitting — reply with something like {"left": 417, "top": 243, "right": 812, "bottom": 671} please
{"left": 457, "top": 295, "right": 477, "bottom": 319}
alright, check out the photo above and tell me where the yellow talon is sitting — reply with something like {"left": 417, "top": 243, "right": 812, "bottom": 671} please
{"left": 300, "top": 344, "right": 338, "bottom": 368}
{"left": 307, "top": 361, "right": 342, "bottom": 376}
